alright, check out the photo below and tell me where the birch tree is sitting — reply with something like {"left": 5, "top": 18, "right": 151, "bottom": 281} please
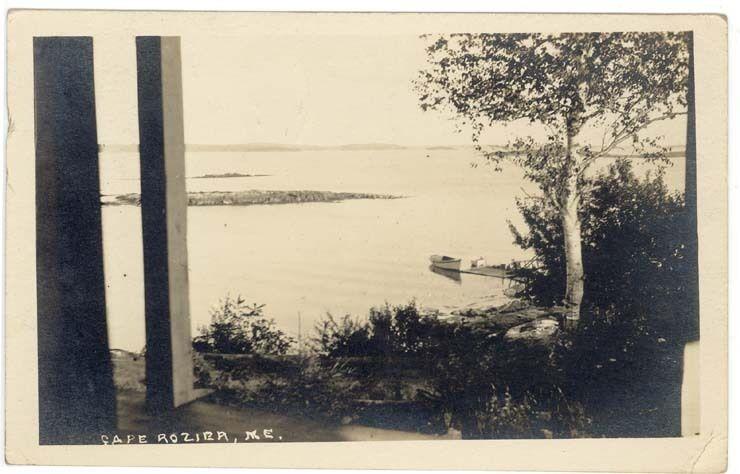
{"left": 415, "top": 32, "right": 689, "bottom": 321}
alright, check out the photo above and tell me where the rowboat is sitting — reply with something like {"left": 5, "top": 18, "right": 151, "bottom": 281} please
{"left": 429, "top": 254, "right": 461, "bottom": 271}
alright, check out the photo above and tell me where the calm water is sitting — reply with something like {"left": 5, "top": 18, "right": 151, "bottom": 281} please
{"left": 100, "top": 150, "right": 683, "bottom": 351}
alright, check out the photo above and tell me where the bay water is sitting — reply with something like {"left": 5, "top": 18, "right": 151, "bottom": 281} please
{"left": 100, "top": 149, "right": 683, "bottom": 351}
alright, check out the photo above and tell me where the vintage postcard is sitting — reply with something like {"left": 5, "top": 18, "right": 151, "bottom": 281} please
{"left": 4, "top": 10, "right": 727, "bottom": 470}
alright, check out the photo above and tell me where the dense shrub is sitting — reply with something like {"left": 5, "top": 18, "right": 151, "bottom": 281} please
{"left": 416, "top": 321, "right": 590, "bottom": 439}
{"left": 257, "top": 358, "right": 360, "bottom": 421}
{"left": 312, "top": 314, "right": 374, "bottom": 357}
{"left": 510, "top": 160, "right": 694, "bottom": 341}
{"left": 508, "top": 161, "right": 693, "bottom": 436}
{"left": 203, "top": 355, "right": 360, "bottom": 423}
{"left": 549, "top": 304, "right": 684, "bottom": 437}
{"left": 193, "top": 295, "right": 294, "bottom": 355}
{"left": 312, "top": 301, "right": 445, "bottom": 357}
{"left": 466, "top": 387, "right": 589, "bottom": 439}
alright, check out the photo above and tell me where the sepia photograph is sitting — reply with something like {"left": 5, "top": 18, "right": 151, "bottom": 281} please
{"left": 4, "top": 9, "right": 728, "bottom": 471}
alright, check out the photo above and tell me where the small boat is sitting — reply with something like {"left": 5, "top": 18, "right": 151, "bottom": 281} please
{"left": 429, "top": 254, "right": 462, "bottom": 271}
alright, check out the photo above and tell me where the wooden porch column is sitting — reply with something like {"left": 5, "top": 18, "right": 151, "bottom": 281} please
{"left": 681, "top": 30, "right": 700, "bottom": 437}
{"left": 136, "top": 36, "right": 198, "bottom": 412}
{"left": 34, "top": 37, "right": 116, "bottom": 444}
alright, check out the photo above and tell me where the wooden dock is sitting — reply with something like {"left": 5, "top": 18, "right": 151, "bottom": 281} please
{"left": 458, "top": 266, "right": 512, "bottom": 279}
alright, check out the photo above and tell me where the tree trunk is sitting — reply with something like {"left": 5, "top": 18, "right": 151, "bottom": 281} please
{"left": 561, "top": 177, "right": 585, "bottom": 323}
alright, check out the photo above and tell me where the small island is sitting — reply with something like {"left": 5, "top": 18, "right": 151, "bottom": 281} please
{"left": 103, "top": 189, "right": 403, "bottom": 207}
{"left": 191, "top": 172, "right": 270, "bottom": 179}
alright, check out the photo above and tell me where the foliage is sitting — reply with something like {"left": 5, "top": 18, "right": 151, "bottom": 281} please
{"left": 193, "top": 352, "right": 215, "bottom": 388}
{"left": 416, "top": 32, "right": 690, "bottom": 315}
{"left": 203, "top": 355, "right": 360, "bottom": 423}
{"left": 256, "top": 358, "right": 360, "bottom": 421}
{"left": 550, "top": 304, "right": 683, "bottom": 437}
{"left": 509, "top": 160, "right": 692, "bottom": 334}
{"left": 465, "top": 387, "right": 589, "bottom": 439}
{"left": 311, "top": 302, "right": 592, "bottom": 437}
{"left": 311, "top": 301, "right": 446, "bottom": 357}
{"left": 187, "top": 295, "right": 605, "bottom": 438}
{"left": 312, "top": 314, "right": 375, "bottom": 357}
{"left": 111, "top": 353, "right": 146, "bottom": 392}
{"left": 554, "top": 306, "right": 653, "bottom": 385}
{"left": 416, "top": 321, "right": 591, "bottom": 439}
{"left": 193, "top": 295, "right": 294, "bottom": 355}
{"left": 415, "top": 32, "right": 689, "bottom": 196}
{"left": 473, "top": 388, "right": 538, "bottom": 438}
{"left": 507, "top": 161, "right": 692, "bottom": 436}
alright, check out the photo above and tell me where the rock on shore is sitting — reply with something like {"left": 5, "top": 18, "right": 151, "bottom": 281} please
{"left": 443, "top": 300, "right": 566, "bottom": 346}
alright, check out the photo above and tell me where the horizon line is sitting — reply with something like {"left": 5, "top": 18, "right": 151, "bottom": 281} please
{"left": 98, "top": 143, "right": 687, "bottom": 154}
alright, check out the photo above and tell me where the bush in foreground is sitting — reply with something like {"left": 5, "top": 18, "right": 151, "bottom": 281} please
{"left": 312, "top": 301, "right": 446, "bottom": 358}
{"left": 193, "top": 295, "right": 294, "bottom": 355}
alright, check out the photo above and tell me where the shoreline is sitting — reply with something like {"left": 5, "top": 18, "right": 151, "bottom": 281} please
{"left": 102, "top": 189, "right": 404, "bottom": 207}
{"left": 191, "top": 173, "right": 271, "bottom": 179}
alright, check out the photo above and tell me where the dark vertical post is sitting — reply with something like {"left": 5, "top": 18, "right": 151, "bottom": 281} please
{"left": 136, "top": 36, "right": 197, "bottom": 412}
{"left": 681, "top": 31, "right": 700, "bottom": 437}
{"left": 34, "top": 37, "right": 116, "bottom": 444}
{"left": 684, "top": 31, "right": 700, "bottom": 343}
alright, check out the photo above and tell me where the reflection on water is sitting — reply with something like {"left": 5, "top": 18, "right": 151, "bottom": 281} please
{"left": 428, "top": 265, "right": 462, "bottom": 284}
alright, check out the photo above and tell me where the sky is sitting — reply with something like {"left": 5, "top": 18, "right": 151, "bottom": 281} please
{"left": 92, "top": 33, "right": 686, "bottom": 150}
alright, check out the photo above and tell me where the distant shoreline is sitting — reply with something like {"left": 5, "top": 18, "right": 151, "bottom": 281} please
{"left": 191, "top": 172, "right": 271, "bottom": 179}
{"left": 102, "top": 189, "right": 403, "bottom": 207}
{"left": 98, "top": 142, "right": 687, "bottom": 156}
